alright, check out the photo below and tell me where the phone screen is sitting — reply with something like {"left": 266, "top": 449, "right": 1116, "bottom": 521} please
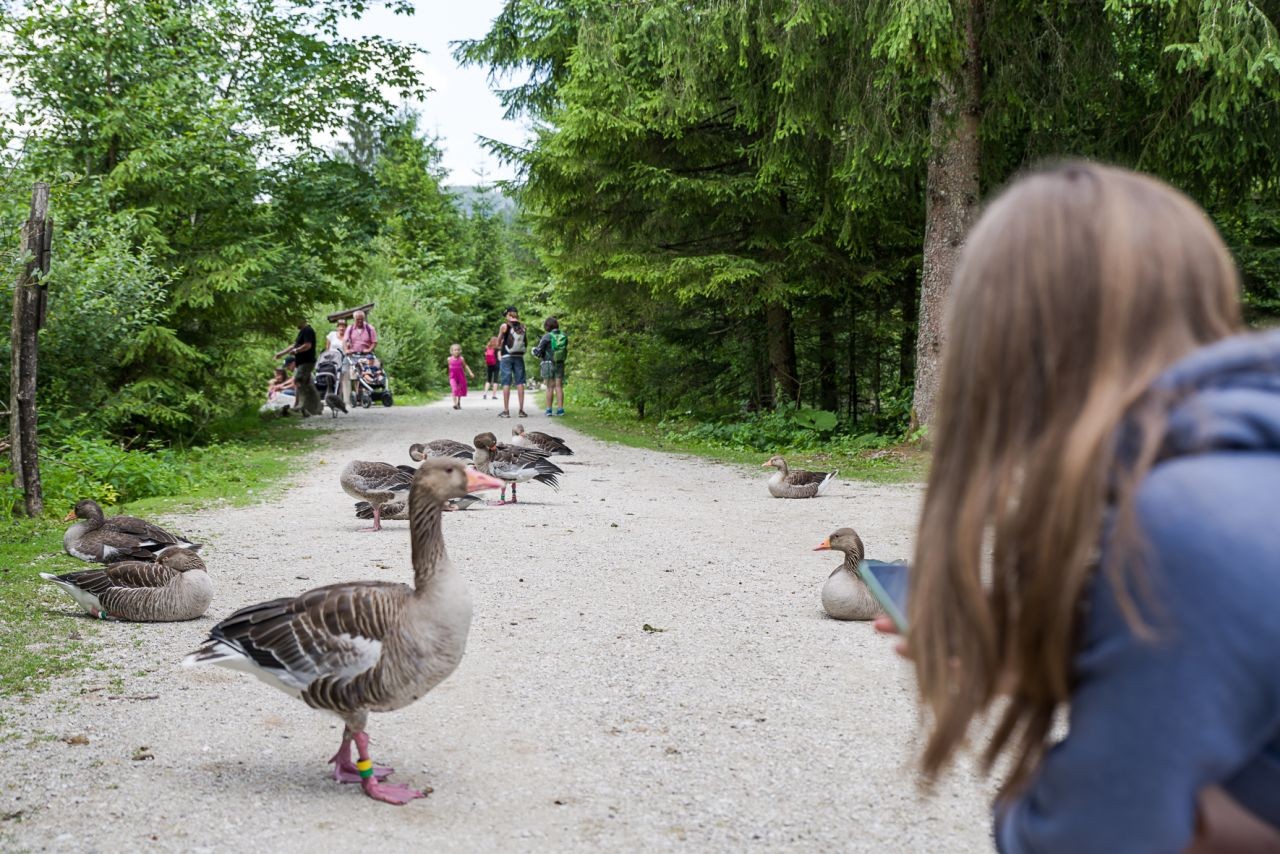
{"left": 857, "top": 559, "right": 910, "bottom": 633}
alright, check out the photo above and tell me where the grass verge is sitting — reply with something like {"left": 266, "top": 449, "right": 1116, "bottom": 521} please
{"left": 0, "top": 411, "right": 321, "bottom": 698}
{"left": 557, "top": 382, "right": 929, "bottom": 484}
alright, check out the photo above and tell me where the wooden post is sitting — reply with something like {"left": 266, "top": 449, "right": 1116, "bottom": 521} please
{"left": 9, "top": 182, "right": 51, "bottom": 517}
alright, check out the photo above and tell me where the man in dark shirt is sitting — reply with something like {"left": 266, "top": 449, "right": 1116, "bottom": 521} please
{"left": 284, "top": 318, "right": 323, "bottom": 416}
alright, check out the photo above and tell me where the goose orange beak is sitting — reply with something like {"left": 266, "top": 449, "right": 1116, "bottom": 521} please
{"left": 813, "top": 538, "right": 831, "bottom": 551}
{"left": 761, "top": 461, "right": 773, "bottom": 468}
{"left": 466, "top": 469, "right": 504, "bottom": 493}
{"left": 63, "top": 510, "right": 76, "bottom": 522}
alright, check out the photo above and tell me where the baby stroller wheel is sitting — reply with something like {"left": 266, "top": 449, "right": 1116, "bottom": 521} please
{"left": 360, "top": 390, "right": 372, "bottom": 409}
{"left": 382, "top": 393, "right": 394, "bottom": 407}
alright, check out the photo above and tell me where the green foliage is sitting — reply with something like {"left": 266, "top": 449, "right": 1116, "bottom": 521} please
{"left": 464, "top": 0, "right": 1280, "bottom": 437}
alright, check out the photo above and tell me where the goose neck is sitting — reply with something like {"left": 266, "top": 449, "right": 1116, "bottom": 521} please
{"left": 410, "top": 500, "right": 448, "bottom": 591}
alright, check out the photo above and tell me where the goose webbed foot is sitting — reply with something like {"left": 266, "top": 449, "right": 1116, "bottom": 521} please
{"left": 361, "top": 778, "right": 429, "bottom": 805}
{"left": 350, "top": 731, "right": 429, "bottom": 804}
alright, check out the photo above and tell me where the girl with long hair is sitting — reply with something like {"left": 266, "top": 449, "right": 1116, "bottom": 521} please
{"left": 899, "top": 162, "right": 1280, "bottom": 850}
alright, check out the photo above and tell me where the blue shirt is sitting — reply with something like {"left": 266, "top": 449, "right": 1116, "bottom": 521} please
{"left": 997, "top": 331, "right": 1280, "bottom": 852}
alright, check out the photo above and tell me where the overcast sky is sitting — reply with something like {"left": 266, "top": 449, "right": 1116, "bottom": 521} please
{"left": 340, "top": 0, "right": 530, "bottom": 186}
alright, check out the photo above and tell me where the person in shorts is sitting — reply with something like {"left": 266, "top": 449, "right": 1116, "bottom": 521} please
{"left": 496, "top": 306, "right": 528, "bottom": 418}
{"left": 533, "top": 316, "right": 568, "bottom": 416}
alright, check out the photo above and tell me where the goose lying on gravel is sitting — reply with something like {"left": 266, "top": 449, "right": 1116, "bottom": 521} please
{"left": 354, "top": 492, "right": 483, "bottom": 519}
{"left": 408, "top": 440, "right": 473, "bottom": 461}
{"left": 510, "top": 424, "right": 573, "bottom": 456}
{"left": 813, "top": 528, "right": 880, "bottom": 621}
{"left": 41, "top": 546, "right": 212, "bottom": 621}
{"left": 63, "top": 499, "right": 201, "bottom": 563}
{"left": 340, "top": 461, "right": 414, "bottom": 531}
{"left": 186, "top": 459, "right": 503, "bottom": 804}
{"left": 762, "top": 456, "right": 837, "bottom": 499}
{"left": 473, "top": 432, "right": 562, "bottom": 505}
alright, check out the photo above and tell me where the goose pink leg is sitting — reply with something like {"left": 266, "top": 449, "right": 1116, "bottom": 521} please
{"left": 488, "top": 484, "right": 510, "bottom": 506}
{"left": 328, "top": 731, "right": 393, "bottom": 783}
{"left": 358, "top": 505, "right": 383, "bottom": 532}
{"left": 354, "top": 731, "right": 427, "bottom": 805}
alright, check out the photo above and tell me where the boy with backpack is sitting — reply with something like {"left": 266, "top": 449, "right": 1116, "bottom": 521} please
{"left": 533, "top": 316, "right": 569, "bottom": 416}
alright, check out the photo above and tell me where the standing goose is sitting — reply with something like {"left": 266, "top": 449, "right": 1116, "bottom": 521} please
{"left": 511, "top": 424, "right": 574, "bottom": 456}
{"left": 762, "top": 455, "right": 837, "bottom": 499}
{"left": 184, "top": 459, "right": 504, "bottom": 805}
{"left": 41, "top": 546, "right": 212, "bottom": 621}
{"left": 63, "top": 499, "right": 201, "bottom": 563}
{"left": 813, "top": 528, "right": 880, "bottom": 621}
{"left": 340, "top": 461, "right": 414, "bottom": 531}
{"left": 472, "top": 432, "right": 562, "bottom": 505}
{"left": 408, "top": 440, "right": 473, "bottom": 462}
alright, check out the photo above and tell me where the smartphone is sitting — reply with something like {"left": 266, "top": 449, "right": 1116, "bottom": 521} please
{"left": 856, "top": 559, "right": 910, "bottom": 633}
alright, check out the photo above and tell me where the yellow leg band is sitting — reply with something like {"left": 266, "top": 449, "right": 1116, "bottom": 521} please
{"left": 356, "top": 758, "right": 374, "bottom": 779}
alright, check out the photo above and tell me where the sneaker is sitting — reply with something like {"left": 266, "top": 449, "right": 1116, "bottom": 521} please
{"left": 545, "top": 408, "right": 553, "bottom": 416}
{"left": 555, "top": 408, "right": 565, "bottom": 416}
{"left": 497, "top": 410, "right": 510, "bottom": 418}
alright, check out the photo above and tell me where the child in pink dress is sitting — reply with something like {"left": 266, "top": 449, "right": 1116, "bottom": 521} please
{"left": 448, "top": 343, "right": 475, "bottom": 410}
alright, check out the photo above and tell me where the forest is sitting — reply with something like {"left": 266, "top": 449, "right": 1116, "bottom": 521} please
{"left": 3, "top": 0, "right": 1280, "bottom": 512}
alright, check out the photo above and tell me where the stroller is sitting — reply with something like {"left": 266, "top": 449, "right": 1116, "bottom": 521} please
{"left": 314, "top": 349, "right": 347, "bottom": 417}
{"left": 350, "top": 352, "right": 393, "bottom": 408}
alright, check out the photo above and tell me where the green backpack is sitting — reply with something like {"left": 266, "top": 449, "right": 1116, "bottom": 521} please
{"left": 548, "top": 329, "right": 568, "bottom": 362}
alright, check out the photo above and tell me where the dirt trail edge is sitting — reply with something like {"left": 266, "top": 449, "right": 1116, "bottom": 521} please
{"left": 1, "top": 396, "right": 994, "bottom": 852}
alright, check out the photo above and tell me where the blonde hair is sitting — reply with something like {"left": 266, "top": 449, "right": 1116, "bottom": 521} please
{"left": 911, "top": 162, "right": 1242, "bottom": 795}
{"left": 450, "top": 343, "right": 462, "bottom": 356}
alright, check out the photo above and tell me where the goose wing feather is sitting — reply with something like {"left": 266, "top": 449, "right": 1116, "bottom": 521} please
{"left": 52, "top": 560, "right": 178, "bottom": 596}
{"left": 783, "top": 469, "right": 835, "bottom": 487}
{"left": 344, "top": 461, "right": 413, "bottom": 495}
{"left": 102, "top": 514, "right": 188, "bottom": 545}
{"left": 190, "top": 582, "right": 409, "bottom": 705}
{"left": 525, "top": 431, "right": 574, "bottom": 455}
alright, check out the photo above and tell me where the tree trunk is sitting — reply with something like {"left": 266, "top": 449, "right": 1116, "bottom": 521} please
{"left": 817, "top": 298, "right": 839, "bottom": 412}
{"left": 846, "top": 301, "right": 858, "bottom": 427}
{"left": 10, "top": 183, "right": 51, "bottom": 517}
{"left": 766, "top": 303, "right": 799, "bottom": 407}
{"left": 872, "top": 289, "right": 883, "bottom": 417}
{"left": 899, "top": 265, "right": 919, "bottom": 389}
{"left": 912, "top": 0, "right": 983, "bottom": 432}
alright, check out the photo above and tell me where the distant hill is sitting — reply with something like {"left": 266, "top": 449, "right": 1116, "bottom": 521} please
{"left": 448, "top": 185, "right": 518, "bottom": 221}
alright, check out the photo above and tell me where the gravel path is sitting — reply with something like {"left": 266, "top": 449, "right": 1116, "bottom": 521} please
{"left": 1, "top": 395, "right": 995, "bottom": 852}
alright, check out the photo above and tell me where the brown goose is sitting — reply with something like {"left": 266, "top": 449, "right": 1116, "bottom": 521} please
{"left": 762, "top": 455, "right": 837, "bottom": 499}
{"left": 813, "top": 528, "right": 879, "bottom": 621}
{"left": 63, "top": 499, "right": 201, "bottom": 563}
{"left": 408, "top": 440, "right": 473, "bottom": 462}
{"left": 340, "top": 461, "right": 414, "bottom": 531}
{"left": 353, "top": 492, "right": 483, "bottom": 518}
{"left": 473, "top": 432, "right": 562, "bottom": 505}
{"left": 511, "top": 424, "right": 574, "bottom": 456}
{"left": 41, "top": 546, "right": 212, "bottom": 622}
{"left": 185, "top": 459, "right": 504, "bottom": 805}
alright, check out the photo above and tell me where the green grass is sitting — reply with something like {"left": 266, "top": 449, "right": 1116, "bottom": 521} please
{"left": 557, "top": 383, "right": 929, "bottom": 484}
{"left": 0, "top": 411, "right": 321, "bottom": 698}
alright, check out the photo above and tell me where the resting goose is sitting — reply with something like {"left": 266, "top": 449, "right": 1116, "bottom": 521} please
{"left": 340, "top": 461, "right": 414, "bottom": 531}
{"left": 185, "top": 459, "right": 503, "bottom": 805}
{"left": 41, "top": 546, "right": 212, "bottom": 621}
{"left": 63, "top": 499, "right": 201, "bottom": 563}
{"left": 813, "top": 528, "right": 879, "bottom": 621}
{"left": 511, "top": 424, "right": 574, "bottom": 456}
{"left": 408, "top": 440, "right": 473, "bottom": 462}
{"left": 762, "top": 455, "right": 837, "bottom": 499}
{"left": 472, "top": 432, "right": 562, "bottom": 505}
{"left": 354, "top": 492, "right": 483, "bottom": 518}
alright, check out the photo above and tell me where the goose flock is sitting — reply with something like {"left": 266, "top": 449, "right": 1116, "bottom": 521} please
{"left": 39, "top": 406, "right": 890, "bottom": 806}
